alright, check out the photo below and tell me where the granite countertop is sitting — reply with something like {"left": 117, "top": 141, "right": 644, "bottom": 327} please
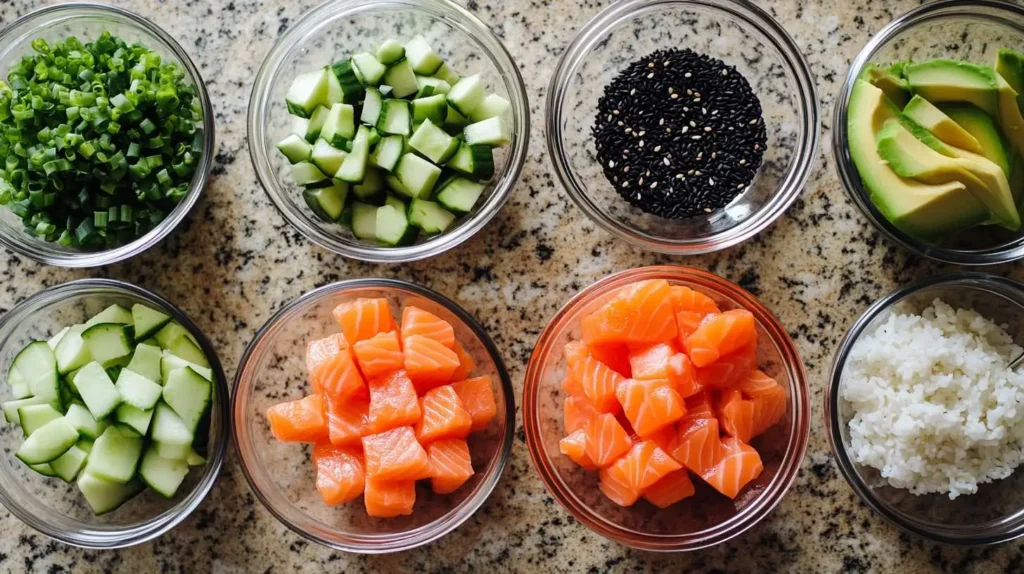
{"left": 0, "top": 0, "right": 1021, "bottom": 572}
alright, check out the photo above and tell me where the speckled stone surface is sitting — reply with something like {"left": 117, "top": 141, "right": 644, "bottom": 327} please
{"left": 1, "top": 0, "right": 1023, "bottom": 572}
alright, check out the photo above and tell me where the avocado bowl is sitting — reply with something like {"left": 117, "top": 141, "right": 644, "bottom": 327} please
{"left": 833, "top": 0, "right": 1024, "bottom": 265}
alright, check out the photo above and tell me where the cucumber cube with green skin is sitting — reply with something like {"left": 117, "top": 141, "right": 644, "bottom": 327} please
{"left": 85, "top": 304, "right": 133, "bottom": 327}
{"left": 55, "top": 325, "right": 91, "bottom": 375}
{"left": 351, "top": 53, "right": 387, "bottom": 86}
{"left": 376, "top": 99, "right": 412, "bottom": 137}
{"left": 15, "top": 417, "right": 79, "bottom": 465}
{"left": 415, "top": 77, "right": 451, "bottom": 99}
{"left": 350, "top": 202, "right": 378, "bottom": 240}
{"left": 115, "top": 370, "right": 162, "bottom": 411}
{"left": 139, "top": 446, "right": 190, "bottom": 498}
{"left": 321, "top": 103, "right": 356, "bottom": 149}
{"left": 470, "top": 93, "right": 512, "bottom": 122}
{"left": 154, "top": 322, "right": 197, "bottom": 349}
{"left": 371, "top": 135, "right": 405, "bottom": 173}
{"left": 160, "top": 352, "right": 213, "bottom": 384}
{"left": 77, "top": 472, "right": 144, "bottom": 515}
{"left": 383, "top": 59, "right": 419, "bottom": 99}
{"left": 156, "top": 442, "right": 191, "bottom": 460}
{"left": 433, "top": 62, "right": 460, "bottom": 85}
{"left": 18, "top": 404, "right": 63, "bottom": 436}
{"left": 50, "top": 444, "right": 88, "bottom": 483}
{"left": 82, "top": 323, "right": 133, "bottom": 366}
{"left": 336, "top": 126, "right": 371, "bottom": 184}
{"left": 12, "top": 341, "right": 60, "bottom": 406}
{"left": 464, "top": 116, "right": 511, "bottom": 147}
{"left": 164, "top": 335, "right": 209, "bottom": 368}
{"left": 375, "top": 204, "right": 415, "bottom": 246}
{"left": 29, "top": 463, "right": 56, "bottom": 477}
{"left": 64, "top": 403, "right": 108, "bottom": 440}
{"left": 446, "top": 74, "right": 486, "bottom": 117}
{"left": 376, "top": 40, "right": 405, "bottom": 65}
{"left": 8, "top": 369, "right": 31, "bottom": 400}
{"left": 187, "top": 449, "right": 206, "bottom": 466}
{"left": 353, "top": 168, "right": 386, "bottom": 198}
{"left": 48, "top": 326, "right": 71, "bottom": 350}
{"left": 412, "top": 94, "right": 449, "bottom": 127}
{"left": 446, "top": 142, "right": 495, "bottom": 180}
{"left": 3, "top": 396, "right": 53, "bottom": 426}
{"left": 73, "top": 362, "right": 122, "bottom": 420}
{"left": 310, "top": 139, "right": 348, "bottom": 176}
{"left": 395, "top": 153, "right": 443, "bottom": 199}
{"left": 162, "top": 367, "right": 212, "bottom": 433}
{"left": 85, "top": 426, "right": 144, "bottom": 484}
{"left": 286, "top": 69, "right": 329, "bottom": 118}
{"left": 304, "top": 105, "right": 330, "bottom": 143}
{"left": 126, "top": 343, "right": 162, "bottom": 383}
{"left": 437, "top": 176, "right": 487, "bottom": 214}
{"left": 409, "top": 119, "right": 460, "bottom": 164}
{"left": 115, "top": 403, "right": 154, "bottom": 437}
{"left": 361, "top": 87, "right": 383, "bottom": 126}
{"left": 276, "top": 133, "right": 313, "bottom": 161}
{"left": 150, "top": 403, "right": 193, "bottom": 446}
{"left": 330, "top": 60, "right": 365, "bottom": 103}
{"left": 404, "top": 36, "right": 444, "bottom": 75}
{"left": 131, "top": 304, "right": 171, "bottom": 342}
{"left": 304, "top": 181, "right": 349, "bottom": 222}
{"left": 408, "top": 199, "right": 456, "bottom": 234}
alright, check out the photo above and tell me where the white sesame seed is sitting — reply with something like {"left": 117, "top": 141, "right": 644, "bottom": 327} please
{"left": 709, "top": 178, "right": 715, "bottom": 186}
{"left": 623, "top": 181, "right": 629, "bottom": 188}
{"left": 754, "top": 144, "right": 760, "bottom": 150}
{"left": 685, "top": 72, "right": 692, "bottom": 78}
{"left": 693, "top": 97, "right": 701, "bottom": 102}
{"left": 739, "top": 159, "right": 746, "bottom": 165}
{"left": 608, "top": 160, "right": 615, "bottom": 168}
{"left": 704, "top": 126, "right": 712, "bottom": 132}
{"left": 639, "top": 177, "right": 644, "bottom": 185}
{"left": 663, "top": 157, "right": 671, "bottom": 166}
{"left": 659, "top": 118, "right": 665, "bottom": 125}
{"left": 668, "top": 87, "right": 674, "bottom": 94}
{"left": 639, "top": 140, "right": 645, "bottom": 147}
{"left": 749, "top": 119, "right": 758, "bottom": 125}
{"left": 704, "top": 207, "right": 713, "bottom": 213}
{"left": 647, "top": 72, "right": 654, "bottom": 79}
{"left": 638, "top": 131, "right": 646, "bottom": 136}
{"left": 686, "top": 89, "right": 693, "bottom": 95}
{"left": 650, "top": 181, "right": 658, "bottom": 189}
{"left": 630, "top": 88, "right": 636, "bottom": 95}
{"left": 681, "top": 126, "right": 689, "bottom": 133}
{"left": 676, "top": 174, "right": 684, "bottom": 179}
{"left": 722, "top": 69, "right": 728, "bottom": 76}
{"left": 671, "top": 93, "right": 679, "bottom": 99}
{"left": 690, "top": 121, "right": 696, "bottom": 127}
{"left": 654, "top": 145, "right": 662, "bottom": 152}
{"left": 612, "top": 110, "right": 619, "bottom": 115}
{"left": 712, "top": 152, "right": 717, "bottom": 159}
{"left": 648, "top": 62, "right": 655, "bottom": 69}
{"left": 702, "top": 107, "right": 707, "bottom": 115}
{"left": 624, "top": 166, "right": 630, "bottom": 172}
{"left": 617, "top": 121, "right": 624, "bottom": 126}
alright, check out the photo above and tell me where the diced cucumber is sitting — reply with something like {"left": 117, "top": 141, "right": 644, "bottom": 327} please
{"left": 115, "top": 404, "right": 154, "bottom": 437}
{"left": 304, "top": 105, "right": 330, "bottom": 143}
{"left": 114, "top": 370, "right": 162, "bottom": 411}
{"left": 383, "top": 59, "right": 419, "bottom": 98}
{"left": 336, "top": 126, "right": 371, "bottom": 184}
{"left": 361, "top": 87, "right": 383, "bottom": 126}
{"left": 290, "top": 161, "right": 329, "bottom": 188}
{"left": 48, "top": 327, "right": 71, "bottom": 350}
{"left": 285, "top": 69, "right": 329, "bottom": 117}
{"left": 437, "top": 176, "right": 487, "bottom": 214}
{"left": 154, "top": 322, "right": 198, "bottom": 350}
{"left": 186, "top": 449, "right": 206, "bottom": 466}
{"left": 8, "top": 369, "right": 31, "bottom": 399}
{"left": 371, "top": 134, "right": 405, "bottom": 172}
{"left": 321, "top": 103, "right": 356, "bottom": 148}
{"left": 131, "top": 305, "right": 171, "bottom": 342}
{"left": 395, "top": 153, "right": 442, "bottom": 199}
{"left": 353, "top": 168, "right": 386, "bottom": 198}
{"left": 405, "top": 36, "right": 444, "bottom": 75}
{"left": 150, "top": 403, "right": 193, "bottom": 446}
{"left": 73, "top": 362, "right": 122, "bottom": 420}
{"left": 290, "top": 116, "right": 310, "bottom": 138}
{"left": 139, "top": 446, "right": 189, "bottom": 499}
{"left": 85, "top": 426, "right": 143, "bottom": 483}
{"left": 445, "top": 105, "right": 471, "bottom": 131}
{"left": 433, "top": 62, "right": 460, "bottom": 85}
{"left": 77, "top": 438, "right": 94, "bottom": 453}
{"left": 16, "top": 417, "right": 79, "bottom": 465}
{"left": 471, "top": 93, "right": 512, "bottom": 122}
{"left": 29, "top": 463, "right": 56, "bottom": 477}
{"left": 160, "top": 352, "right": 213, "bottom": 384}
{"left": 162, "top": 367, "right": 212, "bottom": 434}
{"left": 77, "top": 471, "right": 144, "bottom": 515}
{"left": 156, "top": 442, "right": 191, "bottom": 460}
{"left": 412, "top": 93, "right": 448, "bottom": 126}
{"left": 415, "top": 76, "right": 451, "bottom": 99}
{"left": 352, "top": 52, "right": 387, "bottom": 86}
{"left": 329, "top": 61, "right": 364, "bottom": 104}
{"left": 465, "top": 116, "right": 511, "bottom": 147}
{"left": 379, "top": 85, "right": 394, "bottom": 96}
{"left": 125, "top": 343, "right": 162, "bottom": 383}
{"left": 50, "top": 444, "right": 88, "bottom": 482}
{"left": 447, "top": 74, "right": 486, "bottom": 116}
{"left": 304, "top": 181, "right": 349, "bottom": 223}
{"left": 385, "top": 174, "right": 412, "bottom": 197}
{"left": 367, "top": 127, "right": 382, "bottom": 147}
{"left": 12, "top": 341, "right": 59, "bottom": 406}
{"left": 18, "top": 404, "right": 63, "bottom": 436}
{"left": 375, "top": 203, "right": 415, "bottom": 246}
{"left": 447, "top": 142, "right": 495, "bottom": 180}
{"left": 65, "top": 403, "right": 107, "bottom": 440}
{"left": 376, "top": 99, "right": 411, "bottom": 136}
{"left": 323, "top": 64, "right": 344, "bottom": 106}
{"left": 164, "top": 335, "right": 209, "bottom": 369}
{"left": 376, "top": 39, "right": 405, "bottom": 65}
{"left": 409, "top": 199, "right": 457, "bottom": 234}
{"left": 82, "top": 324, "right": 133, "bottom": 366}
{"left": 310, "top": 139, "right": 348, "bottom": 176}
{"left": 3, "top": 396, "right": 52, "bottom": 425}
{"left": 350, "top": 202, "right": 378, "bottom": 240}
{"left": 409, "top": 119, "right": 460, "bottom": 164}
{"left": 55, "top": 325, "right": 91, "bottom": 375}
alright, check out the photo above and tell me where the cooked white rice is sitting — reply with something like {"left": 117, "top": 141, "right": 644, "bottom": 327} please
{"left": 843, "top": 298, "right": 1024, "bottom": 499}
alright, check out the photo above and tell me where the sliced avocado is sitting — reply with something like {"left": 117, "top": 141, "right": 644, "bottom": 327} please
{"left": 847, "top": 80, "right": 988, "bottom": 239}
{"left": 996, "top": 48, "right": 1024, "bottom": 112}
{"left": 939, "top": 103, "right": 1012, "bottom": 178}
{"left": 878, "top": 117, "right": 1020, "bottom": 230}
{"left": 863, "top": 64, "right": 911, "bottom": 109}
{"left": 995, "top": 74, "right": 1024, "bottom": 162}
{"left": 905, "top": 59, "right": 1000, "bottom": 116}
{"left": 903, "top": 96, "right": 983, "bottom": 153}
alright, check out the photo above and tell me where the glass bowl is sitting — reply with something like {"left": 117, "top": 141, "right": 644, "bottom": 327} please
{"left": 232, "top": 278, "right": 515, "bottom": 553}
{"left": 248, "top": 0, "right": 529, "bottom": 263}
{"left": 0, "top": 279, "right": 229, "bottom": 548}
{"left": 827, "top": 273, "right": 1024, "bottom": 545}
{"left": 833, "top": 0, "right": 1024, "bottom": 265}
{"left": 546, "top": 0, "right": 819, "bottom": 255}
{"left": 0, "top": 3, "right": 215, "bottom": 268}
{"left": 523, "top": 266, "right": 809, "bottom": 551}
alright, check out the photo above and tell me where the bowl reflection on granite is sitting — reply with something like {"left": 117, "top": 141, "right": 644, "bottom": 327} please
{"left": 523, "top": 266, "right": 810, "bottom": 551}
{"left": 232, "top": 279, "right": 514, "bottom": 553}
{"left": 833, "top": 0, "right": 1024, "bottom": 265}
{"left": 827, "top": 273, "right": 1024, "bottom": 545}
{"left": 0, "top": 280, "right": 229, "bottom": 549}
{"left": 248, "top": 0, "right": 529, "bottom": 263}
{"left": 546, "top": 0, "right": 819, "bottom": 255}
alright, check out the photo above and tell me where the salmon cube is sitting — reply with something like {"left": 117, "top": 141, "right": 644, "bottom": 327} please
{"left": 449, "top": 340, "right": 477, "bottom": 382}
{"left": 696, "top": 341, "right": 757, "bottom": 390}
{"left": 404, "top": 334, "right": 461, "bottom": 394}
{"left": 367, "top": 370, "right": 422, "bottom": 433}
{"left": 401, "top": 306, "right": 456, "bottom": 349}
{"left": 599, "top": 465, "right": 640, "bottom": 507}
{"left": 684, "top": 309, "right": 757, "bottom": 367}
{"left": 563, "top": 395, "right": 598, "bottom": 435}
{"left": 599, "top": 441, "right": 680, "bottom": 506}
{"left": 667, "top": 416, "right": 721, "bottom": 475}
{"left": 587, "top": 343, "right": 632, "bottom": 377}
{"left": 415, "top": 385, "right": 472, "bottom": 443}
{"left": 450, "top": 376, "right": 497, "bottom": 431}
{"left": 581, "top": 279, "right": 678, "bottom": 347}
{"left": 615, "top": 378, "right": 686, "bottom": 438}
{"left": 313, "top": 442, "right": 365, "bottom": 505}
{"left": 333, "top": 298, "right": 397, "bottom": 345}
{"left": 559, "top": 429, "right": 598, "bottom": 470}
{"left": 642, "top": 468, "right": 695, "bottom": 508}
{"left": 306, "top": 334, "right": 366, "bottom": 400}
{"left": 700, "top": 437, "right": 763, "bottom": 499}
{"left": 629, "top": 344, "right": 700, "bottom": 398}
{"left": 427, "top": 438, "right": 475, "bottom": 494}
{"left": 675, "top": 310, "right": 718, "bottom": 347}
{"left": 266, "top": 394, "right": 329, "bottom": 443}
{"left": 361, "top": 426, "right": 433, "bottom": 481}
{"left": 565, "top": 341, "right": 623, "bottom": 414}
{"left": 353, "top": 331, "right": 404, "bottom": 379}
{"left": 684, "top": 391, "right": 716, "bottom": 420}
{"left": 717, "top": 389, "right": 756, "bottom": 442}
{"left": 326, "top": 394, "right": 369, "bottom": 447}
{"left": 364, "top": 477, "right": 416, "bottom": 518}
{"left": 668, "top": 286, "right": 720, "bottom": 316}
{"left": 584, "top": 413, "right": 633, "bottom": 468}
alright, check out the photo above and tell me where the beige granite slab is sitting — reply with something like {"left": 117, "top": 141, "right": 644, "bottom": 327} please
{"left": 0, "top": 0, "right": 1021, "bottom": 571}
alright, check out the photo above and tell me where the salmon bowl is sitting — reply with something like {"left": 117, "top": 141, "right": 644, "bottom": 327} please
{"left": 523, "top": 266, "right": 809, "bottom": 551}
{"left": 231, "top": 279, "right": 514, "bottom": 553}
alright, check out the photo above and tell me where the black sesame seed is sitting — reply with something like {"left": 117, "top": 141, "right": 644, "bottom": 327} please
{"left": 592, "top": 47, "right": 767, "bottom": 219}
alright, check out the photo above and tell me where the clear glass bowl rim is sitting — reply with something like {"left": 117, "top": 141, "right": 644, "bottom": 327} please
{"left": 830, "top": 0, "right": 1024, "bottom": 266}
{"left": 230, "top": 277, "right": 516, "bottom": 553}
{"left": 825, "top": 271, "right": 1024, "bottom": 545}
{"left": 0, "top": 278, "right": 230, "bottom": 549}
{"left": 522, "top": 265, "right": 810, "bottom": 551}
{"left": 246, "top": 0, "right": 530, "bottom": 264}
{"left": 0, "top": 2, "right": 216, "bottom": 268}
{"left": 544, "top": 0, "right": 820, "bottom": 255}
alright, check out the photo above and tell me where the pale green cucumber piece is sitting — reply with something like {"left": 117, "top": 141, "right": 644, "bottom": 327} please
{"left": 276, "top": 133, "right": 313, "bottom": 164}
{"left": 131, "top": 304, "right": 172, "bottom": 341}
{"left": 50, "top": 444, "right": 88, "bottom": 482}
{"left": 18, "top": 404, "right": 62, "bottom": 436}
{"left": 55, "top": 325, "right": 91, "bottom": 375}
{"left": 85, "top": 304, "right": 133, "bottom": 327}
{"left": 126, "top": 343, "right": 162, "bottom": 383}
{"left": 150, "top": 403, "right": 193, "bottom": 446}
{"left": 64, "top": 403, "right": 108, "bottom": 440}
{"left": 48, "top": 326, "right": 71, "bottom": 350}
{"left": 16, "top": 417, "right": 79, "bottom": 464}
{"left": 77, "top": 471, "right": 144, "bottom": 515}
{"left": 162, "top": 368, "right": 212, "bottom": 433}
{"left": 115, "top": 370, "right": 162, "bottom": 411}
{"left": 160, "top": 352, "right": 213, "bottom": 384}
{"left": 84, "top": 426, "right": 144, "bottom": 483}
{"left": 82, "top": 324, "right": 133, "bottom": 366}
{"left": 139, "top": 446, "right": 189, "bottom": 498}
{"left": 115, "top": 404, "right": 154, "bottom": 436}
{"left": 73, "top": 362, "right": 122, "bottom": 420}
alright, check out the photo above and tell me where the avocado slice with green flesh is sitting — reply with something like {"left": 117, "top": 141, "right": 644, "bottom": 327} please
{"left": 877, "top": 117, "right": 1020, "bottom": 230}
{"left": 905, "top": 59, "right": 1000, "bottom": 116}
{"left": 995, "top": 75, "right": 1024, "bottom": 162}
{"left": 847, "top": 80, "right": 987, "bottom": 239}
{"left": 996, "top": 48, "right": 1024, "bottom": 112}
{"left": 863, "top": 64, "right": 911, "bottom": 109}
{"left": 903, "top": 95, "right": 983, "bottom": 153}
{"left": 939, "top": 103, "right": 1012, "bottom": 178}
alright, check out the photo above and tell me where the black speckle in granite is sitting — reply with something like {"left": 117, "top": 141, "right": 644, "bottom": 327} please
{"left": 535, "top": 242, "right": 554, "bottom": 262}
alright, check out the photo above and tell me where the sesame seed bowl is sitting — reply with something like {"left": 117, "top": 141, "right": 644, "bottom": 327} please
{"left": 546, "top": 0, "right": 819, "bottom": 255}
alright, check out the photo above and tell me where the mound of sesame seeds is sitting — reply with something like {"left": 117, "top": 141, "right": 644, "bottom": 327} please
{"left": 593, "top": 48, "right": 767, "bottom": 219}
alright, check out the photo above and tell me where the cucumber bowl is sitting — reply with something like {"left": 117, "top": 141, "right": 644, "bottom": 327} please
{"left": 248, "top": 0, "right": 529, "bottom": 263}
{"left": 0, "top": 279, "right": 228, "bottom": 549}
